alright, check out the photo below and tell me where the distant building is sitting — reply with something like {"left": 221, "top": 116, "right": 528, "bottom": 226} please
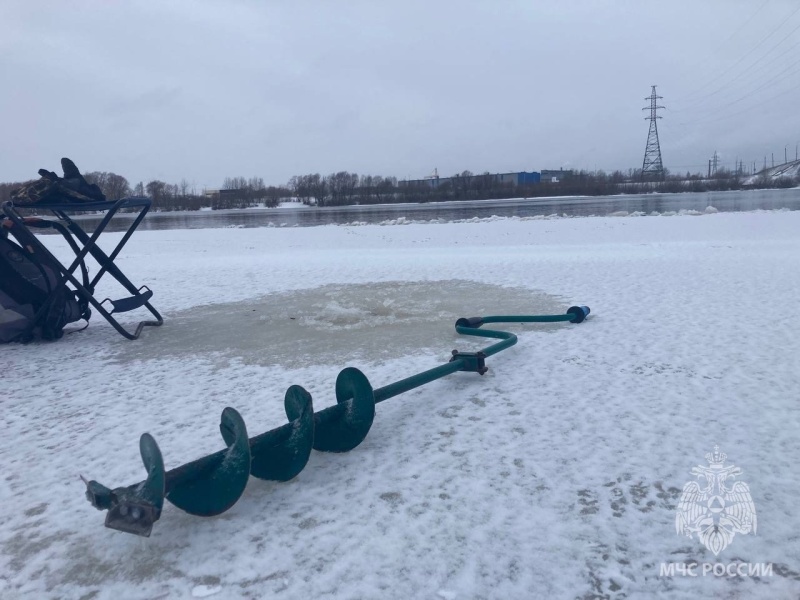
{"left": 420, "top": 168, "right": 442, "bottom": 188}
{"left": 541, "top": 168, "right": 574, "bottom": 183}
{"left": 496, "top": 172, "right": 518, "bottom": 186}
{"left": 399, "top": 170, "right": 541, "bottom": 188}
{"left": 516, "top": 171, "right": 541, "bottom": 185}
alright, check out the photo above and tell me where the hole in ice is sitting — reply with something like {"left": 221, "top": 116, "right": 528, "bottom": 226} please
{"left": 111, "top": 280, "right": 567, "bottom": 368}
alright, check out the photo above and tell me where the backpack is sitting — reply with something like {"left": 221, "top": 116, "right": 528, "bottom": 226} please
{"left": 10, "top": 157, "right": 106, "bottom": 206}
{"left": 0, "top": 220, "right": 90, "bottom": 342}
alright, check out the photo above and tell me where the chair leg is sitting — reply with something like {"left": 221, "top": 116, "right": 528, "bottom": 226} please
{"left": 82, "top": 286, "right": 164, "bottom": 340}
{"left": 4, "top": 199, "right": 163, "bottom": 341}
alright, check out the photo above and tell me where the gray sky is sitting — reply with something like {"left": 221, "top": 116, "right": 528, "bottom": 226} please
{"left": 2, "top": 0, "right": 799, "bottom": 189}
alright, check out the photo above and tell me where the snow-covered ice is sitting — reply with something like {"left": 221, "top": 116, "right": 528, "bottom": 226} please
{"left": 1, "top": 210, "right": 799, "bottom": 599}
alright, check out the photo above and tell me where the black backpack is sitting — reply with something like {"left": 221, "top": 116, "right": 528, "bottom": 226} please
{"left": 10, "top": 157, "right": 106, "bottom": 206}
{"left": 0, "top": 219, "right": 90, "bottom": 342}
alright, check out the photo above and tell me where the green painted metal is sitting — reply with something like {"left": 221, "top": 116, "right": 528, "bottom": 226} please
{"left": 166, "top": 407, "right": 251, "bottom": 516}
{"left": 83, "top": 305, "right": 590, "bottom": 536}
{"left": 220, "top": 385, "right": 314, "bottom": 481}
{"left": 456, "top": 326, "right": 517, "bottom": 358}
{"left": 313, "top": 367, "right": 376, "bottom": 452}
{"left": 373, "top": 360, "right": 464, "bottom": 403}
{"left": 483, "top": 314, "right": 574, "bottom": 323}
{"left": 137, "top": 434, "right": 166, "bottom": 513}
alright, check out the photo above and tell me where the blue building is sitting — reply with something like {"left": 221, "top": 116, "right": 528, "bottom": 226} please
{"left": 516, "top": 171, "right": 541, "bottom": 185}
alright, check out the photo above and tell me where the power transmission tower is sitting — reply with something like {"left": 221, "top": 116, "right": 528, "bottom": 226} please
{"left": 641, "top": 85, "right": 665, "bottom": 181}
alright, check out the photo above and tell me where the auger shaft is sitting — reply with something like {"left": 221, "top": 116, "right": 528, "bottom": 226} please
{"left": 373, "top": 360, "right": 467, "bottom": 403}
{"left": 83, "top": 305, "right": 590, "bottom": 536}
{"left": 165, "top": 450, "right": 225, "bottom": 490}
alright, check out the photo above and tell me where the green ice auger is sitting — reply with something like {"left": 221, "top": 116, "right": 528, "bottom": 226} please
{"left": 83, "top": 305, "right": 590, "bottom": 536}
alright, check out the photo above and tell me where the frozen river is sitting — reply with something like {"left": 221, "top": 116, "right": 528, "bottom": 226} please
{"left": 73, "top": 187, "right": 800, "bottom": 232}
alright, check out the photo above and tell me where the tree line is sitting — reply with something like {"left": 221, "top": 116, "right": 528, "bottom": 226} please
{"left": 1, "top": 166, "right": 796, "bottom": 211}
{"left": 0, "top": 172, "right": 292, "bottom": 212}
{"left": 287, "top": 167, "right": 797, "bottom": 204}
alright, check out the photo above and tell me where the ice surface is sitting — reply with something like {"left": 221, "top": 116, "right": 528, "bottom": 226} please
{"left": 1, "top": 210, "right": 799, "bottom": 599}
{"left": 111, "top": 281, "right": 566, "bottom": 369}
{"left": 191, "top": 583, "right": 222, "bottom": 597}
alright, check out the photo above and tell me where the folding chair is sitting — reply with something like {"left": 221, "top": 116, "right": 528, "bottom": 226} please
{"left": 2, "top": 197, "right": 163, "bottom": 340}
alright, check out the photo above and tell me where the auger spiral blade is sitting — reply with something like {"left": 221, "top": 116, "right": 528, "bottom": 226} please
{"left": 165, "top": 407, "right": 251, "bottom": 516}
{"left": 221, "top": 385, "right": 315, "bottom": 482}
{"left": 313, "top": 367, "right": 376, "bottom": 453}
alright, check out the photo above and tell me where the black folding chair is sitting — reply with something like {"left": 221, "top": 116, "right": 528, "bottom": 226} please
{"left": 2, "top": 197, "right": 163, "bottom": 340}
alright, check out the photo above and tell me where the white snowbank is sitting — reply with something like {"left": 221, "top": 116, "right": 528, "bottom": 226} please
{"left": 334, "top": 205, "right": 758, "bottom": 227}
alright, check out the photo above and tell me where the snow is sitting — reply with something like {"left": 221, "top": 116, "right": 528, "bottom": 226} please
{"left": 191, "top": 584, "right": 222, "bottom": 597}
{"left": 1, "top": 210, "right": 800, "bottom": 599}
{"left": 742, "top": 160, "right": 800, "bottom": 185}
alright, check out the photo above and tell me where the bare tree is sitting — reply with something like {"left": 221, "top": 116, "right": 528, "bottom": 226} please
{"left": 326, "top": 171, "right": 359, "bottom": 206}
{"left": 377, "top": 176, "right": 394, "bottom": 203}
{"left": 84, "top": 171, "right": 130, "bottom": 200}
{"left": 84, "top": 171, "right": 109, "bottom": 192}
{"left": 145, "top": 180, "right": 167, "bottom": 203}
{"left": 179, "top": 178, "right": 191, "bottom": 198}
{"left": 105, "top": 173, "right": 130, "bottom": 200}
{"left": 248, "top": 177, "right": 266, "bottom": 204}
{"left": 287, "top": 176, "right": 302, "bottom": 203}
{"left": 264, "top": 186, "right": 290, "bottom": 208}
{"left": 304, "top": 174, "right": 326, "bottom": 206}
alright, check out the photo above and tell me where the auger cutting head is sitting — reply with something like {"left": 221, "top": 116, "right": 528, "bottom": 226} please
{"left": 83, "top": 432, "right": 166, "bottom": 537}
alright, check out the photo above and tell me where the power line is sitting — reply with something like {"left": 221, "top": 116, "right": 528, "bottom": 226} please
{"left": 679, "top": 2, "right": 800, "bottom": 103}
{"left": 681, "top": 0, "right": 773, "bottom": 99}
{"left": 675, "top": 49, "right": 800, "bottom": 120}
{"left": 710, "top": 18, "right": 800, "bottom": 97}
{"left": 714, "top": 0, "right": 772, "bottom": 52}
{"left": 722, "top": 55, "right": 800, "bottom": 109}
{"left": 669, "top": 76, "right": 800, "bottom": 128}
{"left": 675, "top": 14, "right": 800, "bottom": 112}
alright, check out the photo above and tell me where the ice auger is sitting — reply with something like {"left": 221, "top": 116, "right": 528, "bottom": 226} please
{"left": 83, "top": 305, "right": 590, "bottom": 536}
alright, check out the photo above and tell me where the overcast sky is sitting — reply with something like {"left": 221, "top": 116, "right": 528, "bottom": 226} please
{"left": 2, "top": 0, "right": 799, "bottom": 189}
